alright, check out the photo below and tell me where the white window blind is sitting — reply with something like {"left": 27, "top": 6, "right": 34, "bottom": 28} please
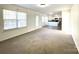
{"left": 3, "top": 9, "right": 17, "bottom": 29}
{"left": 17, "top": 12, "right": 27, "bottom": 28}
{"left": 3, "top": 9, "right": 27, "bottom": 30}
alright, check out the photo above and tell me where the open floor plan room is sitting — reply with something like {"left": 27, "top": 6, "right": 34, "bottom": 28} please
{"left": 0, "top": 4, "right": 79, "bottom": 54}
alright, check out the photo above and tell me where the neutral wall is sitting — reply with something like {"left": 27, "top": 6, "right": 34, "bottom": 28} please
{"left": 70, "top": 4, "right": 79, "bottom": 52}
{"left": 62, "top": 4, "right": 79, "bottom": 52}
{"left": 62, "top": 9, "right": 72, "bottom": 34}
{"left": 48, "top": 16, "right": 54, "bottom": 20}
{"left": 0, "top": 4, "right": 45, "bottom": 41}
{"left": 48, "top": 12, "right": 62, "bottom": 20}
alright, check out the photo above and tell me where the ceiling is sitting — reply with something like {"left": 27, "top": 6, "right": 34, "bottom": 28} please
{"left": 17, "top": 4, "right": 72, "bottom": 15}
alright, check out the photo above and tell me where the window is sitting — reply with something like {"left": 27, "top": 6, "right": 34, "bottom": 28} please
{"left": 35, "top": 16, "right": 39, "bottom": 26}
{"left": 42, "top": 16, "right": 45, "bottom": 26}
{"left": 3, "top": 9, "right": 27, "bottom": 30}
{"left": 42, "top": 16, "right": 48, "bottom": 26}
{"left": 3, "top": 9, "right": 17, "bottom": 29}
{"left": 17, "top": 12, "right": 27, "bottom": 28}
{"left": 42, "top": 16, "right": 45, "bottom": 23}
{"left": 44, "top": 16, "right": 48, "bottom": 23}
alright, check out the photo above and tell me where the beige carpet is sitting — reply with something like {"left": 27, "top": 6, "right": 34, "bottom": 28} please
{"left": 0, "top": 27, "right": 78, "bottom": 54}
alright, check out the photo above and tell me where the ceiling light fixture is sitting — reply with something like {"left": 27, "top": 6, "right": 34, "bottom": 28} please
{"left": 37, "top": 4, "right": 49, "bottom": 8}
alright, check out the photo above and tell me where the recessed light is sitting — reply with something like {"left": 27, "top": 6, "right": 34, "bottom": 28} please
{"left": 40, "top": 4, "right": 45, "bottom": 5}
{"left": 37, "top": 4, "right": 49, "bottom": 8}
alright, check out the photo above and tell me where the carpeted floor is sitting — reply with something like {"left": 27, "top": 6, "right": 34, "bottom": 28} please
{"left": 0, "top": 27, "right": 78, "bottom": 54}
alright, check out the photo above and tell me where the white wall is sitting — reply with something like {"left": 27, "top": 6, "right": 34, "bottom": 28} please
{"left": 62, "top": 10, "right": 72, "bottom": 34}
{"left": 48, "top": 12, "right": 62, "bottom": 20}
{"left": 0, "top": 4, "right": 45, "bottom": 41}
{"left": 70, "top": 5, "right": 79, "bottom": 52}
{"left": 48, "top": 16, "right": 54, "bottom": 20}
{"left": 62, "top": 5, "right": 79, "bottom": 52}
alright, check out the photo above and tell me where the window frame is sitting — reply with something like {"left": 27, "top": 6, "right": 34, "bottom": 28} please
{"left": 3, "top": 9, "right": 27, "bottom": 30}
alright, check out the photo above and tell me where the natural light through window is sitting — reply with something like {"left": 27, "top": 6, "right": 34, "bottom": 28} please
{"left": 42, "top": 16, "right": 48, "bottom": 26}
{"left": 42, "top": 16, "right": 45, "bottom": 26}
{"left": 17, "top": 12, "right": 27, "bottom": 28}
{"left": 36, "top": 16, "right": 39, "bottom": 26}
{"left": 3, "top": 9, "right": 27, "bottom": 30}
{"left": 3, "top": 9, "right": 17, "bottom": 29}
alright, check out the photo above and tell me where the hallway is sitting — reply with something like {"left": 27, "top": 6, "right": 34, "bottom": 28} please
{"left": 0, "top": 27, "right": 78, "bottom": 54}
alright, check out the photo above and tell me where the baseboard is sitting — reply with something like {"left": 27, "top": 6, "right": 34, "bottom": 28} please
{"left": 72, "top": 36, "right": 79, "bottom": 53}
